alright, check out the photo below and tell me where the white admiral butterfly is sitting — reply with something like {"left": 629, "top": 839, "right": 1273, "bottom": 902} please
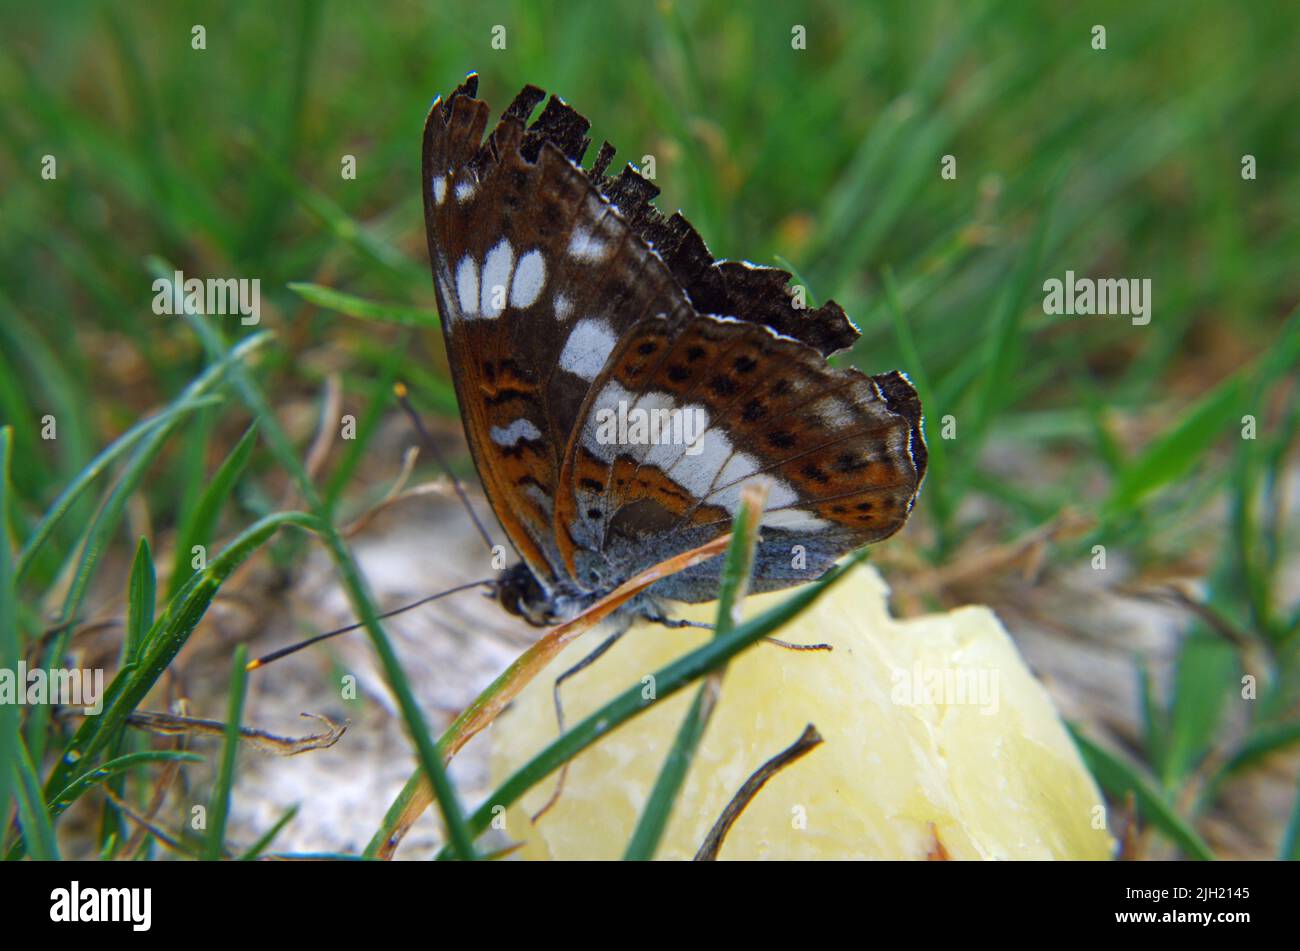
{"left": 421, "top": 74, "right": 926, "bottom": 629}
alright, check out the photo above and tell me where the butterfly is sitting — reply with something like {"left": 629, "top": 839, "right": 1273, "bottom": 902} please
{"left": 421, "top": 73, "right": 926, "bottom": 630}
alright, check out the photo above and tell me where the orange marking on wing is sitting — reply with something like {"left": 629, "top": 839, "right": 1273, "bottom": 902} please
{"left": 554, "top": 448, "right": 605, "bottom": 576}
{"left": 447, "top": 337, "right": 554, "bottom": 582}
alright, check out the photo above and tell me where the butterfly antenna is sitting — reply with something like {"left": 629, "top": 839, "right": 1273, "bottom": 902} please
{"left": 245, "top": 578, "right": 492, "bottom": 671}
{"left": 393, "top": 382, "right": 495, "bottom": 553}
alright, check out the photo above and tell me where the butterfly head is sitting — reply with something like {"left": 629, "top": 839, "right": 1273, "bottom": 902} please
{"left": 493, "top": 561, "right": 562, "bottom": 627}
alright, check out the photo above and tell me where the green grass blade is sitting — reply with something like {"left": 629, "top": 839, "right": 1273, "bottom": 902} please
{"left": 167, "top": 422, "right": 259, "bottom": 600}
{"left": 624, "top": 489, "right": 763, "bottom": 860}
{"left": 22, "top": 330, "right": 271, "bottom": 765}
{"left": 0, "top": 428, "right": 19, "bottom": 841}
{"left": 1215, "top": 721, "right": 1300, "bottom": 780}
{"left": 178, "top": 305, "right": 476, "bottom": 861}
{"left": 237, "top": 136, "right": 423, "bottom": 280}
{"left": 1135, "top": 658, "right": 1165, "bottom": 776}
{"left": 1104, "top": 374, "right": 1245, "bottom": 516}
{"left": 11, "top": 737, "right": 59, "bottom": 860}
{"left": 322, "top": 354, "right": 404, "bottom": 510}
{"left": 1160, "top": 635, "right": 1236, "bottom": 787}
{"left": 237, "top": 0, "right": 321, "bottom": 261}
{"left": 30, "top": 348, "right": 253, "bottom": 761}
{"left": 238, "top": 804, "right": 299, "bottom": 861}
{"left": 288, "top": 282, "right": 440, "bottom": 328}
{"left": 623, "top": 687, "right": 711, "bottom": 861}
{"left": 14, "top": 390, "right": 229, "bottom": 583}
{"left": 1250, "top": 305, "right": 1300, "bottom": 393}
{"left": 203, "top": 645, "right": 249, "bottom": 861}
{"left": 123, "top": 536, "right": 156, "bottom": 667}
{"left": 1282, "top": 777, "right": 1300, "bottom": 861}
{"left": 967, "top": 164, "right": 1064, "bottom": 457}
{"left": 47, "top": 751, "right": 203, "bottom": 824}
{"left": 39, "top": 511, "right": 320, "bottom": 813}
{"left": 0, "top": 291, "right": 93, "bottom": 481}
{"left": 437, "top": 551, "right": 866, "bottom": 859}
{"left": 1070, "top": 726, "right": 1215, "bottom": 861}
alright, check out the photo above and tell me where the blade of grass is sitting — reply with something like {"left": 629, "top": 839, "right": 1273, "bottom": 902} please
{"left": 14, "top": 386, "right": 234, "bottom": 583}
{"left": 966, "top": 164, "right": 1064, "bottom": 458}
{"left": 323, "top": 351, "right": 404, "bottom": 510}
{"left": 33, "top": 510, "right": 320, "bottom": 831}
{"left": 288, "top": 282, "right": 440, "bottom": 328}
{"left": 47, "top": 751, "right": 203, "bottom": 824}
{"left": 1059, "top": 336, "right": 1128, "bottom": 476}
{"left": 364, "top": 532, "right": 735, "bottom": 859}
{"left": 434, "top": 550, "right": 867, "bottom": 859}
{"left": 0, "top": 428, "right": 18, "bottom": 842}
{"left": 1160, "top": 635, "right": 1236, "bottom": 787}
{"left": 823, "top": 112, "right": 958, "bottom": 294}
{"left": 1136, "top": 658, "right": 1165, "bottom": 774}
{"left": 123, "top": 536, "right": 156, "bottom": 668}
{"left": 1282, "top": 779, "right": 1300, "bottom": 861}
{"left": 76, "top": 511, "right": 317, "bottom": 764}
{"left": 30, "top": 341, "right": 261, "bottom": 762}
{"left": 623, "top": 688, "right": 711, "bottom": 861}
{"left": 0, "top": 291, "right": 93, "bottom": 482}
{"left": 166, "top": 422, "right": 258, "bottom": 600}
{"left": 11, "top": 737, "right": 59, "bottom": 860}
{"left": 168, "top": 407, "right": 217, "bottom": 585}
{"left": 1104, "top": 375, "right": 1245, "bottom": 516}
{"left": 624, "top": 483, "right": 765, "bottom": 860}
{"left": 1069, "top": 726, "right": 1215, "bottom": 860}
{"left": 203, "top": 645, "right": 249, "bottom": 861}
{"left": 239, "top": 804, "right": 299, "bottom": 861}
{"left": 99, "top": 535, "right": 158, "bottom": 851}
{"left": 177, "top": 302, "right": 476, "bottom": 861}
{"left": 1231, "top": 307, "right": 1300, "bottom": 638}
{"left": 238, "top": 0, "right": 321, "bottom": 262}
{"left": 237, "top": 133, "right": 423, "bottom": 281}
{"left": 1212, "top": 720, "right": 1300, "bottom": 781}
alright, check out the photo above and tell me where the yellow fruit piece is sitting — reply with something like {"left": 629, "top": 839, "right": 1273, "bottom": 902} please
{"left": 491, "top": 562, "right": 1114, "bottom": 860}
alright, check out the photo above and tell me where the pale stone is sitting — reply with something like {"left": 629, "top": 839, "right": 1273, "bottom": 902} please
{"left": 491, "top": 562, "right": 1114, "bottom": 860}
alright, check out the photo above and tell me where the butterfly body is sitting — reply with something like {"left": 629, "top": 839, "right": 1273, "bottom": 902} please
{"left": 422, "top": 74, "right": 927, "bottom": 627}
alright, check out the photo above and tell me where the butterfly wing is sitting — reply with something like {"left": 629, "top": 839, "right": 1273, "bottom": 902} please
{"left": 422, "top": 76, "right": 663, "bottom": 592}
{"left": 556, "top": 313, "right": 926, "bottom": 601}
{"left": 424, "top": 76, "right": 923, "bottom": 604}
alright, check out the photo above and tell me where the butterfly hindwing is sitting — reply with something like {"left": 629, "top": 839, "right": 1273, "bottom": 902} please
{"left": 557, "top": 315, "right": 926, "bottom": 601}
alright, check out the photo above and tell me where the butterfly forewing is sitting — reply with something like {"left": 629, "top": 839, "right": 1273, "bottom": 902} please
{"left": 423, "top": 78, "right": 690, "bottom": 594}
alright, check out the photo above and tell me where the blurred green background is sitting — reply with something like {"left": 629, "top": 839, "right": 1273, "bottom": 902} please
{"left": 1, "top": 1, "right": 1297, "bottom": 860}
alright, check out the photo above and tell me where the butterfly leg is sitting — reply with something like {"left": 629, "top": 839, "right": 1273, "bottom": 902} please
{"left": 763, "top": 637, "right": 833, "bottom": 652}
{"left": 646, "top": 615, "right": 713, "bottom": 632}
{"left": 647, "top": 612, "right": 827, "bottom": 650}
{"left": 531, "top": 623, "right": 631, "bottom": 822}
